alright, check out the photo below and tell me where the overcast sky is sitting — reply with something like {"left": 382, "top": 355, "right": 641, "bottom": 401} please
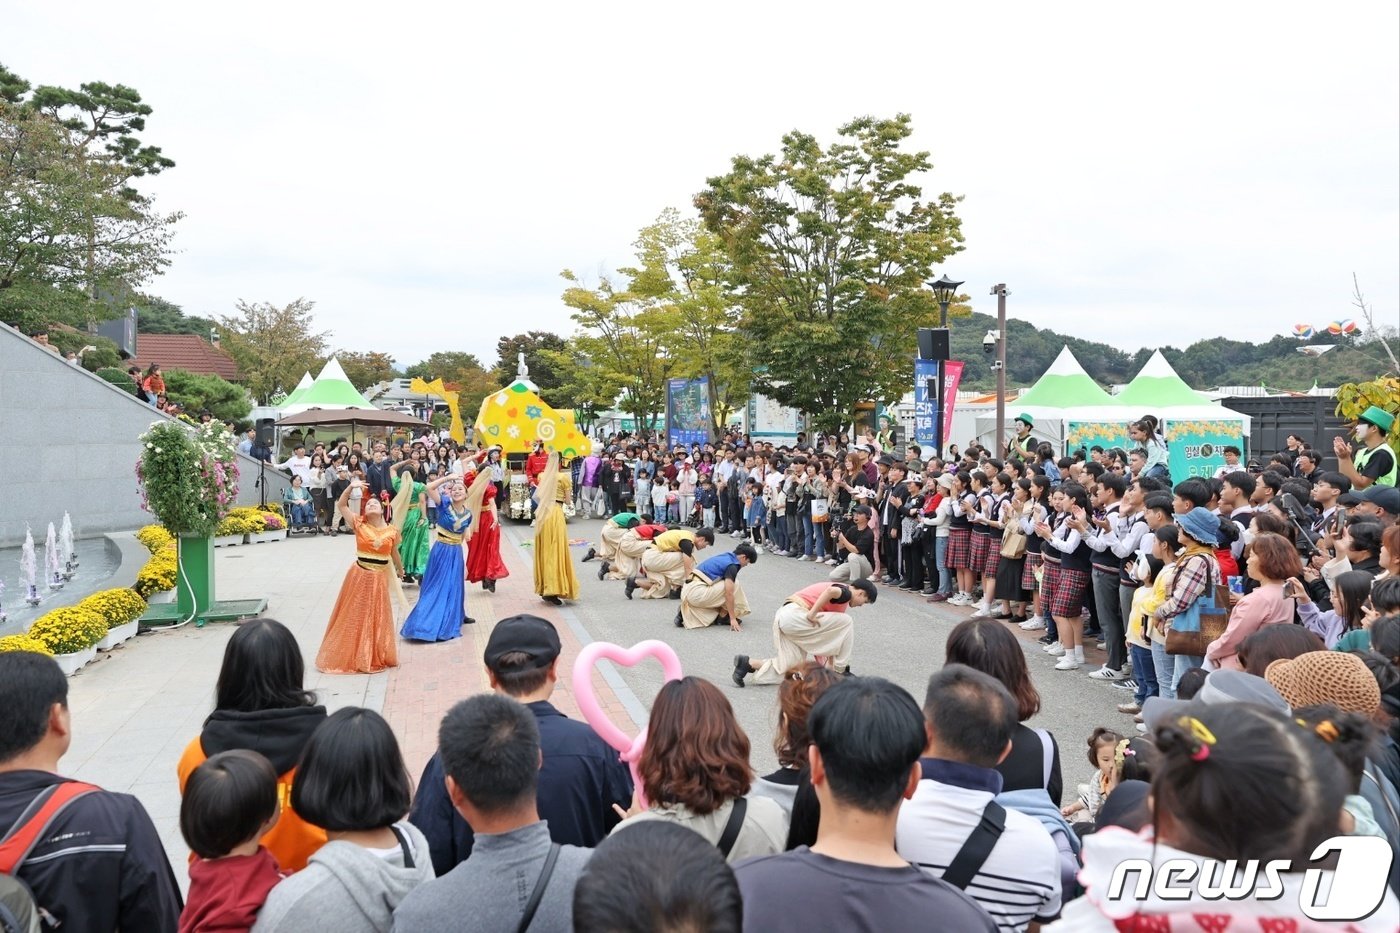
{"left": 8, "top": 1, "right": 1398, "bottom": 370}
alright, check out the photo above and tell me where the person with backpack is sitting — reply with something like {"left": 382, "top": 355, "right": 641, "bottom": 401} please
{"left": 0, "top": 652, "right": 182, "bottom": 933}
{"left": 896, "top": 665, "right": 1063, "bottom": 931}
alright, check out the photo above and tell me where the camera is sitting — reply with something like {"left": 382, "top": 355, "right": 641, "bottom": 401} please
{"left": 983, "top": 330, "right": 1000, "bottom": 353}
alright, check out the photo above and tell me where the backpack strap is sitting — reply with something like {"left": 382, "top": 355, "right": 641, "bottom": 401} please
{"left": 516, "top": 842, "right": 560, "bottom": 933}
{"left": 1033, "top": 728, "right": 1054, "bottom": 790}
{"left": 0, "top": 781, "right": 99, "bottom": 874}
{"left": 941, "top": 800, "right": 1007, "bottom": 890}
{"left": 716, "top": 797, "right": 748, "bottom": 858}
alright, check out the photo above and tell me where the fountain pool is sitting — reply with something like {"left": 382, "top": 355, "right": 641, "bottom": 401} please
{"left": 0, "top": 538, "right": 120, "bottom": 638}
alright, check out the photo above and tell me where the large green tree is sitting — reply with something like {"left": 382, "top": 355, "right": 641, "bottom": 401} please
{"left": 217, "top": 298, "right": 329, "bottom": 403}
{"left": 0, "top": 64, "right": 179, "bottom": 331}
{"left": 137, "top": 295, "right": 216, "bottom": 336}
{"left": 538, "top": 347, "right": 619, "bottom": 434}
{"left": 334, "top": 350, "right": 400, "bottom": 392}
{"left": 491, "top": 331, "right": 570, "bottom": 402}
{"left": 163, "top": 369, "right": 252, "bottom": 428}
{"left": 630, "top": 210, "right": 751, "bottom": 437}
{"left": 695, "top": 114, "right": 964, "bottom": 432}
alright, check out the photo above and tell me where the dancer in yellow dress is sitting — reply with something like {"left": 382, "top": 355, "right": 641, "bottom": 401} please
{"left": 533, "top": 453, "right": 579, "bottom": 606}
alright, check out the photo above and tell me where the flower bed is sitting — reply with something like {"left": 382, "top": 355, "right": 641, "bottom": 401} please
{"left": 27, "top": 606, "right": 108, "bottom": 655}
{"left": 0, "top": 634, "right": 53, "bottom": 655}
{"left": 80, "top": 588, "right": 149, "bottom": 630}
{"left": 135, "top": 545, "right": 178, "bottom": 599}
{"left": 136, "top": 524, "right": 174, "bottom": 553}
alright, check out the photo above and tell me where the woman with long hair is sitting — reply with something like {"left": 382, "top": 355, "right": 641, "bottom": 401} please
{"left": 390, "top": 462, "right": 431, "bottom": 584}
{"left": 463, "top": 466, "right": 508, "bottom": 593}
{"left": 399, "top": 474, "right": 475, "bottom": 641}
{"left": 945, "top": 617, "right": 1064, "bottom": 803}
{"left": 532, "top": 453, "right": 579, "bottom": 606}
{"left": 316, "top": 479, "right": 405, "bottom": 674}
{"left": 612, "top": 677, "right": 786, "bottom": 862}
{"left": 177, "top": 619, "right": 328, "bottom": 872}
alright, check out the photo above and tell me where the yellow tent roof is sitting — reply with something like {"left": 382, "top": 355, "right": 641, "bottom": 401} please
{"left": 474, "top": 380, "right": 593, "bottom": 458}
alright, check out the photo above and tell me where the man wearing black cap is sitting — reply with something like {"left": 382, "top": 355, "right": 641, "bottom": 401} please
{"left": 408, "top": 615, "right": 633, "bottom": 875}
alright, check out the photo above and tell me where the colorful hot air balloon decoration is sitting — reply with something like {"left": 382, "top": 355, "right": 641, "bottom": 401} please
{"left": 1326, "top": 321, "right": 1344, "bottom": 335}
{"left": 1292, "top": 324, "right": 1314, "bottom": 339}
{"left": 1340, "top": 319, "right": 1359, "bottom": 335}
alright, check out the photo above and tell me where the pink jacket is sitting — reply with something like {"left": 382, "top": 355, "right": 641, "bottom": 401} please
{"left": 1205, "top": 582, "right": 1296, "bottom": 670}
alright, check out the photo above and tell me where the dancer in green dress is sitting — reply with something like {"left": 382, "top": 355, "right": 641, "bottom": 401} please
{"left": 392, "top": 462, "right": 431, "bottom": 583}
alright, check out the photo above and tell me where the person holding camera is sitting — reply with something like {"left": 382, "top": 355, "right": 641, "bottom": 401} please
{"left": 1203, "top": 532, "right": 1301, "bottom": 671}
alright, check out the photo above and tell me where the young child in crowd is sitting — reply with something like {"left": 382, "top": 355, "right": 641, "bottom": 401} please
{"left": 178, "top": 750, "right": 284, "bottom": 933}
{"left": 650, "top": 475, "right": 669, "bottom": 523}
{"left": 697, "top": 478, "right": 718, "bottom": 529}
{"left": 1291, "top": 569, "right": 1373, "bottom": 649}
{"left": 1061, "top": 727, "right": 1123, "bottom": 823}
{"left": 665, "top": 480, "right": 681, "bottom": 524}
{"left": 1123, "top": 552, "right": 1168, "bottom": 715}
{"left": 744, "top": 477, "right": 767, "bottom": 551}
{"left": 424, "top": 470, "right": 439, "bottom": 526}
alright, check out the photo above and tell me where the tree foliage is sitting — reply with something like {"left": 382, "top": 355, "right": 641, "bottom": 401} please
{"left": 217, "top": 298, "right": 329, "bottom": 403}
{"left": 334, "top": 350, "right": 400, "bottom": 392}
{"left": 491, "top": 331, "right": 570, "bottom": 401}
{"left": 163, "top": 369, "right": 253, "bottom": 428}
{"left": 695, "top": 114, "right": 964, "bottom": 431}
{"left": 538, "top": 346, "right": 622, "bottom": 433}
{"left": 137, "top": 294, "right": 215, "bottom": 336}
{"left": 403, "top": 351, "right": 497, "bottom": 417}
{"left": 0, "top": 64, "right": 179, "bottom": 332}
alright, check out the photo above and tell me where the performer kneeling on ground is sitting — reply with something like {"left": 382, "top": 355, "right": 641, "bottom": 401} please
{"left": 732, "top": 579, "right": 877, "bottom": 687}
{"left": 676, "top": 544, "right": 757, "bottom": 631}
{"left": 629, "top": 527, "right": 714, "bottom": 600}
{"left": 603, "top": 521, "right": 666, "bottom": 582}
{"left": 585, "top": 511, "right": 639, "bottom": 568}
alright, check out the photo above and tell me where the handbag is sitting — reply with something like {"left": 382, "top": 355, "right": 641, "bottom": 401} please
{"left": 1000, "top": 522, "right": 1027, "bottom": 559}
{"left": 1165, "top": 568, "right": 1231, "bottom": 656}
{"left": 811, "top": 498, "right": 830, "bottom": 523}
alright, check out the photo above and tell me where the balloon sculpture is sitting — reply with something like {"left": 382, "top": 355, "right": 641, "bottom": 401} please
{"left": 1292, "top": 324, "right": 1314, "bottom": 339}
{"left": 572, "top": 639, "right": 684, "bottom": 808}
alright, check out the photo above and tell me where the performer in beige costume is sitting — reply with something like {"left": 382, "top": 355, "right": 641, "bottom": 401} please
{"left": 731, "top": 579, "right": 877, "bottom": 686}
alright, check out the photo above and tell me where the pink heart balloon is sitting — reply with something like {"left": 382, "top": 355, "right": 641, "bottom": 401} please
{"left": 572, "top": 639, "right": 684, "bottom": 809}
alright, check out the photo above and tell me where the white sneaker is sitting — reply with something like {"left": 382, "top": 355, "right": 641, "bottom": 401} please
{"left": 1088, "top": 666, "right": 1127, "bottom": 681}
{"left": 797, "top": 555, "right": 812, "bottom": 562}
{"left": 1054, "top": 657, "right": 1082, "bottom": 671}
{"left": 947, "top": 593, "right": 967, "bottom": 606}
{"left": 970, "top": 603, "right": 992, "bottom": 617}
{"left": 1018, "top": 617, "right": 1046, "bottom": 631}
{"left": 1044, "top": 642, "right": 1065, "bottom": 656}
{"left": 753, "top": 545, "right": 765, "bottom": 553}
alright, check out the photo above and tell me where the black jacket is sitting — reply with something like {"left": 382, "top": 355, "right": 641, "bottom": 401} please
{"left": 0, "top": 770, "right": 182, "bottom": 933}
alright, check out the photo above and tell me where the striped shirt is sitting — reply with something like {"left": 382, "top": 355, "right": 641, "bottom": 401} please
{"left": 896, "top": 759, "right": 1062, "bottom": 931}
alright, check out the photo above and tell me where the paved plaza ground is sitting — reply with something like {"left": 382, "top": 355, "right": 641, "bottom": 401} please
{"left": 62, "top": 515, "right": 1126, "bottom": 890}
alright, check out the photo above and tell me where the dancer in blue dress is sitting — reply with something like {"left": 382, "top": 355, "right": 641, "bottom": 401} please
{"left": 399, "top": 475, "right": 475, "bottom": 642}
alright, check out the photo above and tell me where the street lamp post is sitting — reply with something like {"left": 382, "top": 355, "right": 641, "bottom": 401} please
{"left": 990, "top": 283, "right": 1009, "bottom": 451}
{"left": 929, "top": 274, "right": 963, "bottom": 457}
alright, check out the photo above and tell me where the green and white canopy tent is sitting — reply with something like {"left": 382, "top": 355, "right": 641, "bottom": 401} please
{"left": 973, "top": 346, "right": 1126, "bottom": 453}
{"left": 1114, "top": 351, "right": 1250, "bottom": 479}
{"left": 280, "top": 357, "right": 376, "bottom": 416}
{"left": 279, "top": 371, "right": 315, "bottom": 409}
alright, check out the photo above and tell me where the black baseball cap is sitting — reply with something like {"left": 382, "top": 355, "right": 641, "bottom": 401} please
{"left": 484, "top": 615, "right": 561, "bottom": 671}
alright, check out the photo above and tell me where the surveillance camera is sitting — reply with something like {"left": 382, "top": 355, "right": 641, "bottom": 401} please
{"left": 983, "top": 330, "right": 998, "bottom": 352}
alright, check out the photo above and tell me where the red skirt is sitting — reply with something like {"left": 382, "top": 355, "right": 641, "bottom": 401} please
{"left": 466, "top": 510, "right": 510, "bottom": 583}
{"left": 1022, "top": 551, "right": 1042, "bottom": 592}
{"left": 1043, "top": 563, "right": 1089, "bottom": 618}
{"left": 969, "top": 532, "right": 991, "bottom": 576}
{"left": 945, "top": 527, "right": 972, "bottom": 569}
{"left": 983, "top": 542, "right": 1001, "bottom": 579}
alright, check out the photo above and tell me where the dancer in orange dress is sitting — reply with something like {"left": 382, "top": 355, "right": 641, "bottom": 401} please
{"left": 316, "top": 478, "right": 406, "bottom": 674}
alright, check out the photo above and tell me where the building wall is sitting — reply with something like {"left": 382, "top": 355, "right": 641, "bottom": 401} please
{"left": 0, "top": 324, "right": 290, "bottom": 548}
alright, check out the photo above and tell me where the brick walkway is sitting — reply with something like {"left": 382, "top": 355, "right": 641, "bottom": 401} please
{"left": 382, "top": 526, "right": 643, "bottom": 778}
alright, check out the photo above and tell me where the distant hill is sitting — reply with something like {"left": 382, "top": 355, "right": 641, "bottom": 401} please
{"left": 946, "top": 312, "right": 1390, "bottom": 393}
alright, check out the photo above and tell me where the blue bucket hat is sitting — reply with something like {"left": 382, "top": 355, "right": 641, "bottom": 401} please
{"left": 1175, "top": 507, "right": 1220, "bottom": 547}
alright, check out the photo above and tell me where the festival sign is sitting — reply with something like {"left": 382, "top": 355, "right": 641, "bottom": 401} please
{"left": 1164, "top": 419, "right": 1245, "bottom": 480}
{"left": 1065, "top": 421, "right": 1132, "bottom": 458}
{"left": 666, "top": 377, "right": 711, "bottom": 448}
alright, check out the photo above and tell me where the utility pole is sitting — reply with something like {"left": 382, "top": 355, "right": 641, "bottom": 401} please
{"left": 991, "top": 284, "right": 1009, "bottom": 449}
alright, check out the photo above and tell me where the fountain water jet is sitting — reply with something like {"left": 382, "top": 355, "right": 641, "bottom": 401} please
{"left": 45, "top": 522, "right": 64, "bottom": 590}
{"left": 20, "top": 527, "right": 40, "bottom": 605}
